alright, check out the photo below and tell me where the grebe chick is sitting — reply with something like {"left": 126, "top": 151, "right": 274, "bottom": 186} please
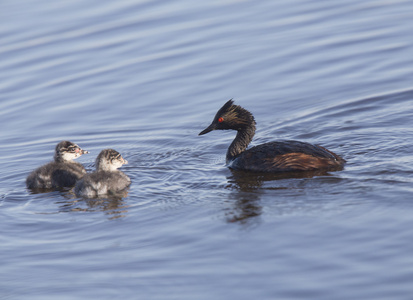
{"left": 74, "top": 149, "right": 131, "bottom": 198}
{"left": 26, "top": 141, "right": 89, "bottom": 189}
{"left": 199, "top": 100, "right": 345, "bottom": 173}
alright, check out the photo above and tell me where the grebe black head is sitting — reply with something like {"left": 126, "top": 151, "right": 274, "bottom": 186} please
{"left": 199, "top": 100, "right": 345, "bottom": 173}
{"left": 199, "top": 99, "right": 256, "bottom": 135}
{"left": 54, "top": 141, "right": 89, "bottom": 162}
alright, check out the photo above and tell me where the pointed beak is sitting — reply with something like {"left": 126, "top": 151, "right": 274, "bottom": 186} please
{"left": 199, "top": 123, "right": 216, "bottom": 136}
{"left": 81, "top": 149, "right": 89, "bottom": 155}
{"left": 123, "top": 159, "right": 128, "bottom": 165}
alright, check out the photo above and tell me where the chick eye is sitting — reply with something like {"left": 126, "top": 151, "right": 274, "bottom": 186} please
{"left": 218, "top": 117, "right": 224, "bottom": 123}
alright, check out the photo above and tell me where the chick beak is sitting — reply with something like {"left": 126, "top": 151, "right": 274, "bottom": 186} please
{"left": 81, "top": 149, "right": 89, "bottom": 155}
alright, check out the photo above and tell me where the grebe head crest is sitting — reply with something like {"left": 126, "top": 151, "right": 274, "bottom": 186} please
{"left": 199, "top": 99, "right": 255, "bottom": 135}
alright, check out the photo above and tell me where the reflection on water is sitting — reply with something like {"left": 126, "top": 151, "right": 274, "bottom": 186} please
{"left": 2, "top": 0, "right": 413, "bottom": 299}
{"left": 43, "top": 188, "right": 131, "bottom": 220}
{"left": 225, "top": 195, "right": 263, "bottom": 225}
{"left": 225, "top": 169, "right": 342, "bottom": 224}
{"left": 227, "top": 169, "right": 339, "bottom": 190}
{"left": 62, "top": 195, "right": 129, "bottom": 220}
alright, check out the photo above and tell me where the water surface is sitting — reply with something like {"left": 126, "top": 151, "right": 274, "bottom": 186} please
{"left": 1, "top": 0, "right": 413, "bottom": 299}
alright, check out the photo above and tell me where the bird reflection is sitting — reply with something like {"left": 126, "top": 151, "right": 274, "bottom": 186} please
{"left": 59, "top": 189, "right": 130, "bottom": 220}
{"left": 225, "top": 169, "right": 334, "bottom": 224}
{"left": 225, "top": 193, "right": 263, "bottom": 225}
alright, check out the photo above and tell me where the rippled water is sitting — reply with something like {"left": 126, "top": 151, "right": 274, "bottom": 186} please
{"left": 1, "top": 0, "right": 413, "bottom": 299}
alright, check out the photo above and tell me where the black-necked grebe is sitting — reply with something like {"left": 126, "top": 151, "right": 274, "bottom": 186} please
{"left": 199, "top": 100, "right": 345, "bottom": 173}
{"left": 26, "top": 141, "right": 89, "bottom": 189}
{"left": 74, "top": 149, "right": 131, "bottom": 198}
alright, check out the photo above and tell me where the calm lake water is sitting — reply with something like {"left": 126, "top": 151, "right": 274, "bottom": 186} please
{"left": 1, "top": 0, "right": 413, "bottom": 299}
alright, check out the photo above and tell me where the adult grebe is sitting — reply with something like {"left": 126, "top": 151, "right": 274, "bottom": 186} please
{"left": 199, "top": 100, "right": 345, "bottom": 173}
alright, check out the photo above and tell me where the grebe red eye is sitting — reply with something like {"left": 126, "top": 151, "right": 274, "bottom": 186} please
{"left": 218, "top": 117, "right": 224, "bottom": 123}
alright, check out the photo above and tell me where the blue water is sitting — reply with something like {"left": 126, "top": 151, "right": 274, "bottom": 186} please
{"left": 1, "top": 0, "right": 413, "bottom": 299}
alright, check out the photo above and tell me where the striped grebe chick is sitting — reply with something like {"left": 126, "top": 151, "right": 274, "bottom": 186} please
{"left": 199, "top": 100, "right": 345, "bottom": 173}
{"left": 26, "top": 141, "right": 89, "bottom": 189}
{"left": 74, "top": 149, "right": 130, "bottom": 198}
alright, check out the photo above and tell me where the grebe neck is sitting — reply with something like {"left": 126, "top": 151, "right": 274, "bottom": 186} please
{"left": 226, "top": 123, "right": 255, "bottom": 162}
